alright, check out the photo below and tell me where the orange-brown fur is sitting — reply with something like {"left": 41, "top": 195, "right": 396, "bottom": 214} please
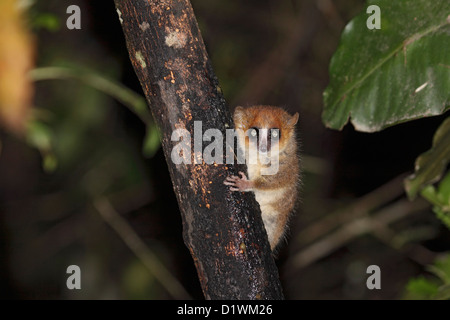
{"left": 224, "top": 105, "right": 300, "bottom": 251}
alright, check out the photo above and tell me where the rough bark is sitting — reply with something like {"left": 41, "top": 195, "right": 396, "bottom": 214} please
{"left": 114, "top": 0, "right": 284, "bottom": 300}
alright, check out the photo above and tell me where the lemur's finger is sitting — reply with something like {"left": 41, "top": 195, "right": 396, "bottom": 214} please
{"left": 238, "top": 172, "right": 247, "bottom": 180}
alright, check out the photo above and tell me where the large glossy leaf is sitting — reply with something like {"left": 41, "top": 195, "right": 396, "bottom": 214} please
{"left": 323, "top": 0, "right": 450, "bottom": 132}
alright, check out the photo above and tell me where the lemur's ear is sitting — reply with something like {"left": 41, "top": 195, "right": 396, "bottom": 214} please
{"left": 233, "top": 106, "right": 248, "bottom": 129}
{"left": 288, "top": 112, "right": 299, "bottom": 127}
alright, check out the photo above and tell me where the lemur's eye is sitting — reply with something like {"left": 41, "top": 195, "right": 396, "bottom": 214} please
{"left": 250, "top": 128, "right": 258, "bottom": 137}
{"left": 271, "top": 128, "right": 279, "bottom": 139}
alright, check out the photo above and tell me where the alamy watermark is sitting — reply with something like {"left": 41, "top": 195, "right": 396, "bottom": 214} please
{"left": 66, "top": 265, "right": 81, "bottom": 290}
{"left": 366, "top": 265, "right": 381, "bottom": 290}
{"left": 66, "top": 5, "right": 81, "bottom": 30}
{"left": 170, "top": 121, "right": 280, "bottom": 175}
{"left": 366, "top": 5, "right": 381, "bottom": 30}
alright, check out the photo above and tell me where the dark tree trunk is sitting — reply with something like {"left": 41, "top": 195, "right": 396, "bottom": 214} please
{"left": 114, "top": 0, "right": 284, "bottom": 300}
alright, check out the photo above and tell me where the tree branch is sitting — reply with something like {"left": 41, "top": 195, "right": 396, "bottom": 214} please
{"left": 114, "top": 0, "right": 283, "bottom": 299}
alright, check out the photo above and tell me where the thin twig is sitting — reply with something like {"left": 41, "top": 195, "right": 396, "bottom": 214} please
{"left": 296, "top": 173, "right": 408, "bottom": 247}
{"left": 93, "top": 197, "right": 191, "bottom": 299}
{"left": 30, "top": 66, "right": 161, "bottom": 157}
{"left": 291, "top": 197, "right": 430, "bottom": 269}
{"left": 30, "top": 66, "right": 153, "bottom": 124}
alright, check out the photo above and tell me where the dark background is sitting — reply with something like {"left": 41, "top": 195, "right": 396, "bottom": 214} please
{"left": 0, "top": 0, "right": 449, "bottom": 299}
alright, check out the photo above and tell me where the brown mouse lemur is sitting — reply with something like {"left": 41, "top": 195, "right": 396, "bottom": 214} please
{"left": 224, "top": 105, "right": 300, "bottom": 251}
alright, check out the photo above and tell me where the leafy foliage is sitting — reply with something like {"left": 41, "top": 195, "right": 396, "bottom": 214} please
{"left": 323, "top": 0, "right": 450, "bottom": 234}
{"left": 324, "top": 1, "right": 450, "bottom": 298}
{"left": 404, "top": 255, "right": 450, "bottom": 300}
{"left": 404, "top": 117, "right": 450, "bottom": 232}
{"left": 405, "top": 117, "right": 450, "bottom": 200}
{"left": 322, "top": 0, "right": 450, "bottom": 132}
{"left": 32, "top": 13, "right": 60, "bottom": 32}
{"left": 419, "top": 171, "right": 450, "bottom": 230}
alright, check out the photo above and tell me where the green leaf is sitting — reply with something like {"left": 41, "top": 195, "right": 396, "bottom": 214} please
{"left": 437, "top": 170, "right": 450, "bottom": 204}
{"left": 429, "top": 255, "right": 450, "bottom": 284}
{"left": 25, "top": 119, "right": 58, "bottom": 172}
{"left": 420, "top": 185, "right": 440, "bottom": 206}
{"left": 26, "top": 120, "right": 53, "bottom": 152}
{"left": 42, "top": 152, "right": 58, "bottom": 173}
{"left": 405, "top": 117, "right": 450, "bottom": 199}
{"left": 323, "top": 0, "right": 450, "bottom": 132}
{"left": 404, "top": 255, "right": 450, "bottom": 300}
{"left": 142, "top": 125, "right": 161, "bottom": 158}
{"left": 418, "top": 172, "right": 450, "bottom": 231}
{"left": 434, "top": 283, "right": 450, "bottom": 300}
{"left": 404, "top": 277, "right": 439, "bottom": 300}
{"left": 33, "top": 13, "right": 60, "bottom": 32}
{"left": 433, "top": 206, "right": 450, "bottom": 231}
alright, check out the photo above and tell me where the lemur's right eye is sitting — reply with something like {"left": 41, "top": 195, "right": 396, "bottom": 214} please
{"left": 249, "top": 128, "right": 258, "bottom": 137}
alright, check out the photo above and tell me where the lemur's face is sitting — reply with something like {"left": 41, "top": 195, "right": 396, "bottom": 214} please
{"left": 233, "top": 106, "right": 298, "bottom": 157}
{"left": 246, "top": 127, "right": 280, "bottom": 155}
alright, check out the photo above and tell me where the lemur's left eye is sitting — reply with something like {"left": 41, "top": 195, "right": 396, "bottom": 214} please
{"left": 271, "top": 129, "right": 279, "bottom": 138}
